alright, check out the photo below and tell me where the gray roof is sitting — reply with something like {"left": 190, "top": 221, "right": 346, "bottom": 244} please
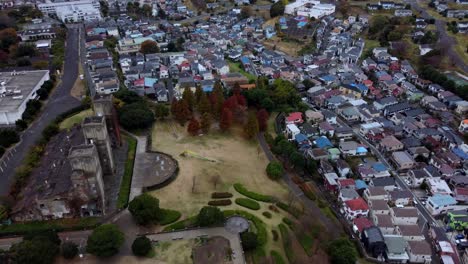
{"left": 371, "top": 177, "right": 396, "bottom": 187}
{"left": 364, "top": 226, "right": 384, "bottom": 243}
{"left": 384, "top": 235, "right": 408, "bottom": 254}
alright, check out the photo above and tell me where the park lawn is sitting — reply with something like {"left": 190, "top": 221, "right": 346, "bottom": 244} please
{"left": 150, "top": 120, "right": 289, "bottom": 217}
{"left": 228, "top": 61, "right": 256, "bottom": 82}
{"left": 361, "top": 38, "right": 380, "bottom": 60}
{"left": 154, "top": 240, "right": 199, "bottom": 264}
{"left": 262, "top": 36, "right": 306, "bottom": 57}
{"left": 58, "top": 109, "right": 94, "bottom": 130}
{"left": 450, "top": 33, "right": 468, "bottom": 65}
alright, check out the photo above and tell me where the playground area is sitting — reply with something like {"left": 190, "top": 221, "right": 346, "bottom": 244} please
{"left": 149, "top": 121, "right": 289, "bottom": 217}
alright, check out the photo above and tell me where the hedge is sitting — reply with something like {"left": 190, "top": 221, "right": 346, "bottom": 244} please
{"left": 282, "top": 217, "right": 294, "bottom": 228}
{"left": 235, "top": 198, "right": 261, "bottom": 210}
{"left": 279, "top": 223, "right": 295, "bottom": 263}
{"left": 208, "top": 199, "right": 232, "bottom": 206}
{"left": 117, "top": 134, "right": 137, "bottom": 209}
{"left": 162, "top": 216, "right": 197, "bottom": 231}
{"left": 159, "top": 209, "right": 182, "bottom": 225}
{"left": 298, "top": 233, "right": 314, "bottom": 256}
{"left": 272, "top": 229, "right": 279, "bottom": 241}
{"left": 211, "top": 192, "right": 233, "bottom": 199}
{"left": 0, "top": 217, "right": 99, "bottom": 236}
{"left": 233, "top": 183, "right": 275, "bottom": 203}
{"left": 262, "top": 211, "right": 272, "bottom": 219}
{"left": 271, "top": 250, "right": 286, "bottom": 264}
{"left": 276, "top": 202, "right": 301, "bottom": 219}
{"left": 223, "top": 210, "right": 267, "bottom": 246}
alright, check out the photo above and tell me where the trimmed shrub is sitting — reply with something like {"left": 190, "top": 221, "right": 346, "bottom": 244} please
{"left": 61, "top": 241, "right": 78, "bottom": 259}
{"left": 235, "top": 198, "right": 261, "bottom": 210}
{"left": 208, "top": 199, "right": 232, "bottom": 206}
{"left": 266, "top": 161, "right": 284, "bottom": 180}
{"left": 272, "top": 230, "right": 279, "bottom": 241}
{"left": 269, "top": 205, "right": 279, "bottom": 213}
{"left": 233, "top": 183, "right": 275, "bottom": 202}
{"left": 271, "top": 250, "right": 286, "bottom": 264}
{"left": 282, "top": 217, "right": 294, "bottom": 228}
{"left": 132, "top": 236, "right": 152, "bottom": 257}
{"left": 211, "top": 192, "right": 233, "bottom": 199}
{"left": 240, "top": 232, "right": 258, "bottom": 251}
{"left": 262, "top": 211, "right": 272, "bottom": 219}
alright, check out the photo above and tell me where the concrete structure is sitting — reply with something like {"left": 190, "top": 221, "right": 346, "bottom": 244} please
{"left": 55, "top": 3, "right": 102, "bottom": 22}
{"left": 82, "top": 116, "right": 115, "bottom": 174}
{"left": 384, "top": 235, "right": 409, "bottom": 263}
{"left": 285, "top": 0, "right": 335, "bottom": 19}
{"left": 0, "top": 70, "right": 49, "bottom": 125}
{"left": 37, "top": 0, "right": 100, "bottom": 16}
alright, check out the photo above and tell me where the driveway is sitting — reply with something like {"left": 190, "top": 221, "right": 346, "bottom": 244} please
{"left": 145, "top": 227, "right": 246, "bottom": 264}
{"left": 0, "top": 27, "right": 81, "bottom": 195}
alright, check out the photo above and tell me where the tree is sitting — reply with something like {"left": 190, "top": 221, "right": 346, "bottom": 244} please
{"left": 128, "top": 193, "right": 161, "bottom": 225}
{"left": 182, "top": 88, "right": 195, "bottom": 111}
{"left": 61, "top": 241, "right": 78, "bottom": 259}
{"left": 114, "top": 89, "right": 142, "bottom": 104}
{"left": 270, "top": 1, "right": 285, "bottom": 17}
{"left": 0, "top": 129, "right": 19, "bottom": 148}
{"left": 197, "top": 206, "right": 224, "bottom": 227}
{"left": 220, "top": 108, "right": 233, "bottom": 132}
{"left": 119, "top": 102, "right": 154, "bottom": 130}
{"left": 198, "top": 92, "right": 211, "bottom": 114}
{"left": 154, "top": 103, "right": 169, "bottom": 119}
{"left": 86, "top": 224, "right": 124, "bottom": 257}
{"left": 187, "top": 117, "right": 200, "bottom": 136}
{"left": 240, "top": 6, "right": 253, "bottom": 19}
{"left": 0, "top": 28, "right": 17, "bottom": 50}
{"left": 140, "top": 40, "right": 159, "bottom": 54}
{"left": 266, "top": 161, "right": 284, "bottom": 180}
{"left": 328, "top": 238, "right": 358, "bottom": 264}
{"left": 36, "top": 87, "right": 48, "bottom": 100}
{"left": 256, "top": 109, "right": 269, "bottom": 132}
{"left": 167, "top": 41, "right": 177, "bottom": 52}
{"left": 142, "top": 4, "right": 152, "bottom": 17}
{"left": 244, "top": 111, "right": 259, "bottom": 140}
{"left": 173, "top": 100, "right": 191, "bottom": 125}
{"left": 200, "top": 113, "right": 212, "bottom": 134}
{"left": 194, "top": 86, "right": 203, "bottom": 105}
{"left": 240, "top": 232, "right": 258, "bottom": 251}
{"left": 290, "top": 151, "right": 306, "bottom": 170}
{"left": 132, "top": 236, "right": 152, "bottom": 257}
{"left": 10, "top": 237, "right": 59, "bottom": 264}
{"left": 24, "top": 230, "right": 61, "bottom": 246}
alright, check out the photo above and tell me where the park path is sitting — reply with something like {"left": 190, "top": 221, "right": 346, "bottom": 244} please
{"left": 129, "top": 134, "right": 148, "bottom": 201}
{"left": 145, "top": 227, "right": 246, "bottom": 264}
{"left": 257, "top": 132, "right": 342, "bottom": 239}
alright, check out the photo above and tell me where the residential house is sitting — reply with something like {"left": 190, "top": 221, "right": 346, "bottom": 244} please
{"left": 427, "top": 178, "right": 452, "bottom": 196}
{"left": 314, "top": 136, "right": 333, "bottom": 149}
{"left": 374, "top": 214, "right": 397, "bottom": 235}
{"left": 285, "top": 112, "right": 303, "bottom": 125}
{"left": 397, "top": 225, "right": 425, "bottom": 241}
{"left": 379, "top": 135, "right": 404, "bottom": 152}
{"left": 426, "top": 194, "right": 458, "bottom": 215}
{"left": 384, "top": 235, "right": 409, "bottom": 263}
{"left": 391, "top": 151, "right": 416, "bottom": 170}
{"left": 391, "top": 207, "right": 419, "bottom": 225}
{"left": 304, "top": 110, "right": 324, "bottom": 123}
{"left": 323, "top": 172, "right": 339, "bottom": 192}
{"left": 368, "top": 199, "right": 390, "bottom": 216}
{"left": 343, "top": 197, "right": 370, "bottom": 221}
{"left": 286, "top": 124, "right": 300, "bottom": 138}
{"left": 364, "top": 187, "right": 389, "bottom": 201}
{"left": 339, "top": 141, "right": 368, "bottom": 156}
{"left": 353, "top": 217, "right": 374, "bottom": 239}
{"left": 337, "top": 159, "right": 351, "bottom": 177}
{"left": 308, "top": 148, "right": 329, "bottom": 160}
{"left": 408, "top": 169, "right": 430, "bottom": 188}
{"left": 339, "top": 188, "right": 361, "bottom": 202}
{"left": 362, "top": 226, "right": 387, "bottom": 258}
{"left": 322, "top": 109, "right": 337, "bottom": 124}
{"left": 454, "top": 187, "right": 468, "bottom": 203}
{"left": 407, "top": 240, "right": 432, "bottom": 264}
{"left": 335, "top": 126, "right": 354, "bottom": 139}
{"left": 370, "top": 177, "right": 397, "bottom": 191}
{"left": 389, "top": 190, "right": 413, "bottom": 206}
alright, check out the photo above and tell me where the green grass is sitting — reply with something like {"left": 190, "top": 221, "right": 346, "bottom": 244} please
{"left": 233, "top": 183, "right": 275, "bottom": 203}
{"left": 58, "top": 109, "right": 93, "bottom": 130}
{"left": 282, "top": 217, "right": 294, "bottom": 228}
{"left": 117, "top": 134, "right": 137, "bottom": 209}
{"left": 159, "top": 209, "right": 182, "bottom": 225}
{"left": 276, "top": 202, "right": 302, "bottom": 219}
{"left": 228, "top": 61, "right": 256, "bottom": 82}
{"left": 278, "top": 223, "right": 295, "bottom": 263}
{"left": 298, "top": 234, "right": 314, "bottom": 256}
{"left": 0, "top": 217, "right": 99, "bottom": 236}
{"left": 163, "top": 216, "right": 197, "bottom": 231}
{"left": 235, "top": 198, "right": 261, "bottom": 210}
{"left": 270, "top": 250, "right": 286, "bottom": 264}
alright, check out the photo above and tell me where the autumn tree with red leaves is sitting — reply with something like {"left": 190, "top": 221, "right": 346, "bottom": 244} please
{"left": 220, "top": 108, "right": 233, "bottom": 132}
{"left": 173, "top": 100, "right": 191, "bottom": 125}
{"left": 187, "top": 118, "right": 200, "bottom": 136}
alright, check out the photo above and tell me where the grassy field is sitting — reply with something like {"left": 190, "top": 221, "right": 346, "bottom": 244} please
{"left": 58, "top": 109, "right": 94, "bottom": 130}
{"left": 450, "top": 32, "right": 468, "bottom": 65}
{"left": 263, "top": 36, "right": 306, "bottom": 57}
{"left": 228, "top": 61, "right": 256, "bottom": 82}
{"left": 154, "top": 240, "right": 198, "bottom": 264}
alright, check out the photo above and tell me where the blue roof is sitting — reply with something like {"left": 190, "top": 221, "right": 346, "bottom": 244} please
{"left": 315, "top": 136, "right": 332, "bottom": 149}
{"left": 297, "top": 21, "right": 307, "bottom": 28}
{"left": 355, "top": 180, "right": 368, "bottom": 189}
{"left": 279, "top": 17, "right": 287, "bottom": 24}
{"left": 240, "top": 56, "right": 250, "bottom": 64}
{"left": 376, "top": 71, "right": 389, "bottom": 77}
{"left": 321, "top": 75, "right": 336, "bottom": 82}
{"left": 428, "top": 194, "right": 457, "bottom": 207}
{"left": 144, "top": 78, "right": 158, "bottom": 87}
{"left": 295, "top": 133, "right": 308, "bottom": 142}
{"left": 356, "top": 146, "right": 368, "bottom": 153}
{"left": 452, "top": 148, "right": 468, "bottom": 160}
{"left": 372, "top": 163, "right": 387, "bottom": 172}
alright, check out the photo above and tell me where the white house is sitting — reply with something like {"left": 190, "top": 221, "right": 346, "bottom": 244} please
{"left": 286, "top": 124, "right": 300, "bottom": 138}
{"left": 285, "top": 0, "right": 336, "bottom": 19}
{"left": 391, "top": 207, "right": 419, "bottom": 225}
{"left": 342, "top": 197, "right": 369, "bottom": 221}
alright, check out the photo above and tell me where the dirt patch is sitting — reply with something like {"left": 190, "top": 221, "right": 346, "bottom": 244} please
{"left": 263, "top": 37, "right": 305, "bottom": 57}
{"left": 154, "top": 239, "right": 200, "bottom": 264}
{"left": 193, "top": 236, "right": 232, "bottom": 264}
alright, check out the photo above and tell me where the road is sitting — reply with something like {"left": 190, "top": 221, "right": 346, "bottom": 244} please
{"left": 409, "top": 0, "right": 468, "bottom": 73}
{"left": 0, "top": 26, "right": 81, "bottom": 195}
{"left": 145, "top": 227, "right": 245, "bottom": 264}
{"left": 257, "top": 132, "right": 343, "bottom": 239}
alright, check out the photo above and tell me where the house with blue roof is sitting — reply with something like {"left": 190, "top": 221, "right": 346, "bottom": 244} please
{"left": 201, "top": 79, "right": 215, "bottom": 92}
{"left": 144, "top": 77, "right": 158, "bottom": 88}
{"left": 319, "top": 75, "right": 337, "bottom": 85}
{"left": 314, "top": 136, "right": 333, "bottom": 149}
{"left": 295, "top": 133, "right": 311, "bottom": 150}
{"left": 426, "top": 194, "right": 458, "bottom": 215}
{"left": 355, "top": 180, "right": 368, "bottom": 190}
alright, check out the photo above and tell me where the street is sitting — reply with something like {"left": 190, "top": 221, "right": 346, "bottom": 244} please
{"left": 0, "top": 26, "right": 81, "bottom": 195}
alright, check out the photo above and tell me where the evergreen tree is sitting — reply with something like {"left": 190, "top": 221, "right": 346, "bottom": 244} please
{"left": 200, "top": 113, "right": 212, "bottom": 134}
{"left": 198, "top": 93, "right": 211, "bottom": 114}
{"left": 244, "top": 111, "right": 259, "bottom": 139}
{"left": 182, "top": 88, "right": 195, "bottom": 111}
{"left": 194, "top": 86, "right": 203, "bottom": 105}
{"left": 257, "top": 109, "right": 269, "bottom": 132}
{"left": 174, "top": 100, "right": 191, "bottom": 125}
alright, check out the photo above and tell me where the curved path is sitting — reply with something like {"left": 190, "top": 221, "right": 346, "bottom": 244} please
{"left": 0, "top": 26, "right": 81, "bottom": 195}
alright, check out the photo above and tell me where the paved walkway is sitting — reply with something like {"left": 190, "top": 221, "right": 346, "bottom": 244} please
{"left": 145, "top": 227, "right": 246, "bottom": 264}
{"left": 129, "top": 135, "right": 147, "bottom": 201}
